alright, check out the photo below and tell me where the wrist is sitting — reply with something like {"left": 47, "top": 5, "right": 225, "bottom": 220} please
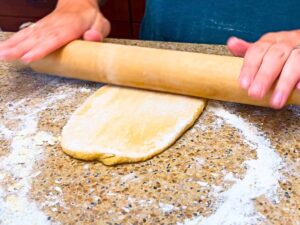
{"left": 56, "top": 0, "right": 99, "bottom": 10}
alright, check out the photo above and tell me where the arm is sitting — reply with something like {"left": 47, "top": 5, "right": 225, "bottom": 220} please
{"left": 0, "top": 0, "right": 110, "bottom": 63}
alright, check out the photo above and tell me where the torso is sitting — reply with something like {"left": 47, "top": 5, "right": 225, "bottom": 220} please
{"left": 140, "top": 0, "right": 300, "bottom": 44}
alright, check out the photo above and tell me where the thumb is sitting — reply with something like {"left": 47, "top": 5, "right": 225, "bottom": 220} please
{"left": 227, "top": 36, "right": 251, "bottom": 57}
{"left": 83, "top": 14, "right": 111, "bottom": 42}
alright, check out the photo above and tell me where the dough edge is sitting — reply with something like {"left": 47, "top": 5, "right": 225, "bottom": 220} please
{"left": 61, "top": 86, "right": 206, "bottom": 166}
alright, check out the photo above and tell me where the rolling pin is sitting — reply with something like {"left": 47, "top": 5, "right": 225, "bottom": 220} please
{"left": 30, "top": 40, "right": 300, "bottom": 107}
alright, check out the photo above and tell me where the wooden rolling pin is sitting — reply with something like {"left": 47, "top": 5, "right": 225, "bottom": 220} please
{"left": 30, "top": 40, "right": 300, "bottom": 107}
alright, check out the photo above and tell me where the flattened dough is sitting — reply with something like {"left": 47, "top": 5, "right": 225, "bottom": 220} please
{"left": 61, "top": 85, "right": 206, "bottom": 165}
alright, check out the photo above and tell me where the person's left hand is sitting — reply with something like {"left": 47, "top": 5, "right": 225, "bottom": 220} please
{"left": 227, "top": 30, "right": 300, "bottom": 109}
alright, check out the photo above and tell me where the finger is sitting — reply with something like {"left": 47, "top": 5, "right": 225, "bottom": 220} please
{"left": 227, "top": 36, "right": 251, "bottom": 57}
{"left": 296, "top": 81, "right": 300, "bottom": 90}
{"left": 270, "top": 49, "right": 300, "bottom": 109}
{"left": 83, "top": 30, "right": 103, "bottom": 42}
{"left": 0, "top": 31, "right": 31, "bottom": 61}
{"left": 0, "top": 32, "right": 41, "bottom": 61}
{"left": 21, "top": 31, "right": 71, "bottom": 63}
{"left": 248, "top": 43, "right": 293, "bottom": 99}
{"left": 100, "top": 17, "right": 111, "bottom": 38}
{"left": 239, "top": 41, "right": 273, "bottom": 90}
{"left": 83, "top": 14, "right": 110, "bottom": 41}
{"left": 0, "top": 27, "right": 32, "bottom": 51}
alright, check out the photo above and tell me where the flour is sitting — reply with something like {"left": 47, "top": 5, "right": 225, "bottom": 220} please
{"left": 120, "top": 172, "right": 138, "bottom": 183}
{"left": 0, "top": 124, "right": 13, "bottom": 139}
{"left": 194, "top": 157, "right": 205, "bottom": 166}
{"left": 33, "top": 131, "right": 57, "bottom": 146}
{"left": 288, "top": 105, "right": 300, "bottom": 116}
{"left": 223, "top": 172, "right": 238, "bottom": 182}
{"left": 181, "top": 102, "right": 285, "bottom": 225}
{"left": 159, "top": 202, "right": 179, "bottom": 213}
{"left": 0, "top": 79, "right": 76, "bottom": 225}
{"left": 79, "top": 87, "right": 92, "bottom": 93}
{"left": 210, "top": 117, "right": 224, "bottom": 130}
{"left": 83, "top": 164, "right": 90, "bottom": 170}
{"left": 196, "top": 181, "right": 208, "bottom": 187}
{"left": 138, "top": 199, "right": 153, "bottom": 207}
{"left": 42, "top": 186, "right": 65, "bottom": 213}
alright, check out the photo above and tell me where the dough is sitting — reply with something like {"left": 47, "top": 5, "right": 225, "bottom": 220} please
{"left": 61, "top": 85, "right": 206, "bottom": 165}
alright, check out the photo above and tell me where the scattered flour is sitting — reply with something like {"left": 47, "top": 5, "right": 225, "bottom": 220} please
{"left": 194, "top": 157, "right": 205, "bottom": 166}
{"left": 223, "top": 172, "right": 239, "bottom": 183}
{"left": 0, "top": 79, "right": 75, "bottom": 225}
{"left": 138, "top": 199, "right": 153, "bottom": 207}
{"left": 0, "top": 124, "right": 13, "bottom": 139}
{"left": 210, "top": 117, "right": 224, "bottom": 130}
{"left": 0, "top": 76, "right": 290, "bottom": 224}
{"left": 120, "top": 173, "right": 137, "bottom": 183}
{"left": 42, "top": 186, "right": 65, "bottom": 213}
{"left": 196, "top": 181, "right": 208, "bottom": 187}
{"left": 83, "top": 164, "right": 90, "bottom": 170}
{"left": 79, "top": 87, "right": 92, "bottom": 94}
{"left": 288, "top": 105, "right": 300, "bottom": 116}
{"left": 180, "top": 102, "right": 285, "bottom": 225}
{"left": 159, "top": 202, "right": 179, "bottom": 214}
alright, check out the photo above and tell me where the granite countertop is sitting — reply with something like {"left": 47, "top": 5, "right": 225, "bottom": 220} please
{"left": 0, "top": 32, "right": 299, "bottom": 225}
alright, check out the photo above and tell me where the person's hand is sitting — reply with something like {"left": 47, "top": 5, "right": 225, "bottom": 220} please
{"left": 227, "top": 30, "right": 300, "bottom": 109}
{"left": 0, "top": 0, "right": 110, "bottom": 63}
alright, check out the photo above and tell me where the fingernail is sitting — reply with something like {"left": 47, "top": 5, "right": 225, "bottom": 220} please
{"left": 249, "top": 83, "right": 263, "bottom": 98}
{"left": 240, "top": 76, "right": 250, "bottom": 89}
{"left": 271, "top": 91, "right": 284, "bottom": 108}
{"left": 21, "top": 53, "right": 32, "bottom": 64}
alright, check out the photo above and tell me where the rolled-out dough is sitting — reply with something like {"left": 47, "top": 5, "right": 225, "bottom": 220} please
{"left": 61, "top": 85, "right": 206, "bottom": 165}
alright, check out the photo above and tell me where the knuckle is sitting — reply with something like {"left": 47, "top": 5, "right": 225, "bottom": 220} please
{"left": 242, "top": 55, "right": 256, "bottom": 68}
{"left": 32, "top": 32, "right": 42, "bottom": 40}
{"left": 268, "top": 48, "right": 286, "bottom": 59}
{"left": 249, "top": 43, "right": 268, "bottom": 54}
{"left": 243, "top": 60, "right": 257, "bottom": 70}
{"left": 290, "top": 31, "right": 300, "bottom": 39}
{"left": 257, "top": 64, "right": 277, "bottom": 79}
{"left": 273, "top": 42, "right": 293, "bottom": 50}
{"left": 48, "top": 32, "right": 59, "bottom": 39}
{"left": 260, "top": 32, "right": 276, "bottom": 41}
{"left": 48, "top": 32, "right": 64, "bottom": 43}
{"left": 290, "top": 49, "right": 300, "bottom": 60}
{"left": 278, "top": 31, "right": 289, "bottom": 37}
{"left": 259, "top": 70, "right": 278, "bottom": 82}
{"left": 280, "top": 66, "right": 300, "bottom": 86}
{"left": 267, "top": 43, "right": 293, "bottom": 59}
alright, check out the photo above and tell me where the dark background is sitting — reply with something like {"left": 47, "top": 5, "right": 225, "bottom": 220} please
{"left": 0, "top": 0, "right": 146, "bottom": 39}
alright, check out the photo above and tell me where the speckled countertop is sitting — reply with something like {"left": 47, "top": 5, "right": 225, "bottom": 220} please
{"left": 0, "top": 32, "right": 299, "bottom": 225}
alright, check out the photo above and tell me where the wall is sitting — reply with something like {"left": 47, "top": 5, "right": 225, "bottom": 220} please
{"left": 0, "top": 0, "right": 145, "bottom": 39}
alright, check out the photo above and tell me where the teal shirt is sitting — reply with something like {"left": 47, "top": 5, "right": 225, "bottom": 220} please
{"left": 140, "top": 0, "right": 300, "bottom": 44}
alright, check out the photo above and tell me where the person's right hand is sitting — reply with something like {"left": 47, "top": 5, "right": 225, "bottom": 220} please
{"left": 0, "top": 0, "right": 110, "bottom": 63}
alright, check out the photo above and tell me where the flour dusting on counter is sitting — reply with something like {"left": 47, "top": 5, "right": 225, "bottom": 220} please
{"left": 181, "top": 102, "right": 285, "bottom": 225}
{"left": 0, "top": 80, "right": 76, "bottom": 225}
{"left": 159, "top": 202, "right": 179, "bottom": 213}
{"left": 79, "top": 87, "right": 92, "bottom": 94}
{"left": 1, "top": 32, "right": 298, "bottom": 225}
{"left": 0, "top": 124, "right": 13, "bottom": 139}
{"left": 288, "top": 105, "right": 300, "bottom": 116}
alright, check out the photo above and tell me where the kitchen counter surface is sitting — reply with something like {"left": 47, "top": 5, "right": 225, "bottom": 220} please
{"left": 0, "top": 32, "right": 299, "bottom": 225}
